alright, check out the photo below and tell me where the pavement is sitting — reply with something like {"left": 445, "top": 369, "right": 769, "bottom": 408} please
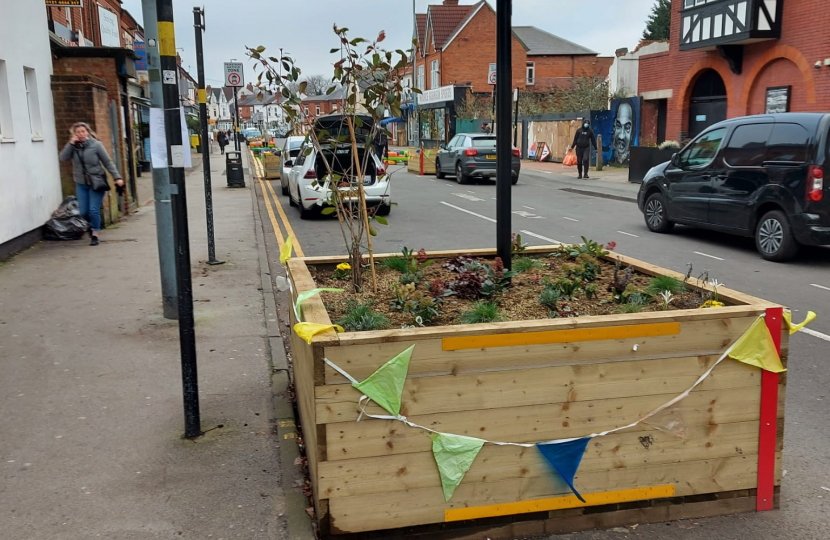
{"left": 0, "top": 149, "right": 311, "bottom": 540}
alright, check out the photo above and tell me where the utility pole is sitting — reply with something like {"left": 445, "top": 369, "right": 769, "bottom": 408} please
{"left": 157, "top": 0, "right": 201, "bottom": 439}
{"left": 193, "top": 7, "right": 224, "bottom": 266}
{"left": 234, "top": 89, "right": 241, "bottom": 151}
{"left": 140, "top": 0, "right": 178, "bottom": 319}
{"left": 496, "top": 0, "right": 513, "bottom": 269}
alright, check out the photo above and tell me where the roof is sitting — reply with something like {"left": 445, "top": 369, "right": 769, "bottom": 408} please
{"left": 222, "top": 87, "right": 236, "bottom": 101}
{"left": 512, "top": 26, "right": 597, "bottom": 56}
{"left": 427, "top": 2, "right": 477, "bottom": 50}
{"left": 304, "top": 85, "right": 348, "bottom": 102}
{"left": 415, "top": 14, "right": 427, "bottom": 54}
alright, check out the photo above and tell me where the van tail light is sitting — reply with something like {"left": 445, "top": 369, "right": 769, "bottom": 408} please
{"left": 808, "top": 166, "right": 824, "bottom": 202}
{"left": 304, "top": 168, "right": 317, "bottom": 180}
{"left": 512, "top": 149, "right": 521, "bottom": 158}
{"left": 464, "top": 149, "right": 478, "bottom": 157}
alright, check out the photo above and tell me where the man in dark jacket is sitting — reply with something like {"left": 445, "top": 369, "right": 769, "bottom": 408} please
{"left": 569, "top": 121, "right": 597, "bottom": 179}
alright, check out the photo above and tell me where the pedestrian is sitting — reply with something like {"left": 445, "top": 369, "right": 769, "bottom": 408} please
{"left": 374, "top": 130, "right": 389, "bottom": 160}
{"left": 59, "top": 122, "right": 124, "bottom": 246}
{"left": 217, "top": 130, "right": 228, "bottom": 154}
{"left": 569, "top": 120, "right": 597, "bottom": 179}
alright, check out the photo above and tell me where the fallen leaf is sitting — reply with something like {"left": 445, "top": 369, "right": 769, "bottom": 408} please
{"left": 305, "top": 507, "right": 315, "bottom": 518}
{"left": 294, "top": 457, "right": 303, "bottom": 466}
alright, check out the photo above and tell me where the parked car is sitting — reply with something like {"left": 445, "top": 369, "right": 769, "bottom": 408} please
{"left": 434, "top": 133, "right": 521, "bottom": 185}
{"left": 638, "top": 113, "right": 830, "bottom": 262}
{"left": 287, "top": 115, "right": 392, "bottom": 219}
{"left": 241, "top": 128, "right": 261, "bottom": 140}
{"left": 280, "top": 136, "right": 307, "bottom": 196}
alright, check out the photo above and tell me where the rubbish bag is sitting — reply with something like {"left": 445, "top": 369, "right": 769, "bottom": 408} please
{"left": 563, "top": 150, "right": 577, "bottom": 167}
{"left": 43, "top": 196, "right": 90, "bottom": 241}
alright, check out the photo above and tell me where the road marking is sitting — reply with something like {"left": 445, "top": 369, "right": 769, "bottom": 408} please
{"left": 262, "top": 178, "right": 305, "bottom": 257}
{"left": 802, "top": 328, "right": 830, "bottom": 343}
{"left": 453, "top": 193, "right": 485, "bottom": 202}
{"left": 523, "top": 206, "right": 536, "bottom": 211}
{"left": 257, "top": 178, "right": 285, "bottom": 246}
{"left": 492, "top": 197, "right": 498, "bottom": 200}
{"left": 694, "top": 251, "right": 725, "bottom": 261}
{"left": 520, "top": 230, "right": 562, "bottom": 244}
{"left": 810, "top": 284, "right": 830, "bottom": 292}
{"left": 440, "top": 201, "right": 496, "bottom": 223}
{"left": 250, "top": 149, "right": 305, "bottom": 257}
{"left": 513, "top": 210, "right": 540, "bottom": 218}
{"left": 467, "top": 190, "right": 476, "bottom": 194}
{"left": 617, "top": 231, "right": 640, "bottom": 238}
{"left": 562, "top": 216, "right": 579, "bottom": 222}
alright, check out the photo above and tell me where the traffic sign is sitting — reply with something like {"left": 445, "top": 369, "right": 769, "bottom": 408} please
{"left": 488, "top": 63, "right": 497, "bottom": 85}
{"left": 224, "top": 62, "right": 244, "bottom": 87}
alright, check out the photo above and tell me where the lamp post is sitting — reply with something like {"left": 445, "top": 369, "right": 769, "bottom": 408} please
{"left": 495, "top": 0, "right": 513, "bottom": 269}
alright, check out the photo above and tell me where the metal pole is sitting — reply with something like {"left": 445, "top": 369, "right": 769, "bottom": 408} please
{"left": 141, "top": 0, "right": 178, "bottom": 319}
{"left": 193, "top": 7, "right": 224, "bottom": 266}
{"left": 234, "top": 91, "right": 241, "bottom": 152}
{"left": 513, "top": 88, "right": 519, "bottom": 148}
{"left": 157, "top": 0, "right": 201, "bottom": 439}
{"left": 496, "top": 0, "right": 513, "bottom": 269}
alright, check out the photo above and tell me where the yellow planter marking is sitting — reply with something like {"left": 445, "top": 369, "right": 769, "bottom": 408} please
{"left": 445, "top": 485, "right": 676, "bottom": 522}
{"left": 442, "top": 323, "right": 681, "bottom": 351}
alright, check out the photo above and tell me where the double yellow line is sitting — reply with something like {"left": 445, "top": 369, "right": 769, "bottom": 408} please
{"left": 251, "top": 150, "right": 305, "bottom": 257}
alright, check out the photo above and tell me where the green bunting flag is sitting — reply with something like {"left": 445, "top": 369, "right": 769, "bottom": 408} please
{"left": 353, "top": 345, "right": 414, "bottom": 417}
{"left": 295, "top": 288, "right": 344, "bottom": 320}
{"left": 430, "top": 433, "right": 485, "bottom": 502}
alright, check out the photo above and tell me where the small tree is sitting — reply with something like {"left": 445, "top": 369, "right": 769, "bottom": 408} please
{"left": 643, "top": 0, "right": 671, "bottom": 41}
{"left": 248, "top": 26, "right": 414, "bottom": 292}
{"left": 302, "top": 74, "right": 333, "bottom": 96}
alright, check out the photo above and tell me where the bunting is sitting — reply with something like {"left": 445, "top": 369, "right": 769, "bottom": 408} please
{"left": 353, "top": 345, "right": 414, "bottom": 417}
{"left": 430, "top": 433, "right": 485, "bottom": 502}
{"left": 728, "top": 317, "right": 786, "bottom": 373}
{"left": 783, "top": 310, "right": 817, "bottom": 335}
{"left": 293, "top": 322, "right": 344, "bottom": 344}
{"left": 280, "top": 235, "right": 294, "bottom": 266}
{"left": 536, "top": 438, "right": 591, "bottom": 503}
{"left": 295, "top": 288, "right": 344, "bottom": 320}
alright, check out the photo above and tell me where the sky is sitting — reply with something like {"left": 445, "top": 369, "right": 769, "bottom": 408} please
{"left": 121, "top": 0, "right": 658, "bottom": 88}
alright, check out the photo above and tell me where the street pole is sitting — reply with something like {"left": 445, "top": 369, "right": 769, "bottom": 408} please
{"left": 157, "top": 0, "right": 201, "bottom": 439}
{"left": 141, "top": 0, "right": 178, "bottom": 320}
{"left": 234, "top": 90, "right": 241, "bottom": 151}
{"left": 513, "top": 88, "right": 519, "bottom": 148}
{"left": 496, "top": 0, "right": 513, "bottom": 269}
{"left": 193, "top": 7, "right": 224, "bottom": 266}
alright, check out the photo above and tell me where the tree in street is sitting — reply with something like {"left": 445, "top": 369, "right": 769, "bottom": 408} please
{"left": 302, "top": 74, "right": 332, "bottom": 96}
{"left": 642, "top": 0, "right": 671, "bottom": 41}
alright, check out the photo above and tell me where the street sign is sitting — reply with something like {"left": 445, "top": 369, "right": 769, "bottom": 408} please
{"left": 488, "top": 63, "right": 497, "bottom": 85}
{"left": 224, "top": 62, "right": 244, "bottom": 88}
{"left": 46, "top": 0, "right": 81, "bottom": 6}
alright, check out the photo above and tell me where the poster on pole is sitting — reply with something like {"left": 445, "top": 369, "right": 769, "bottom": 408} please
{"left": 180, "top": 107, "right": 193, "bottom": 168}
{"left": 149, "top": 108, "right": 168, "bottom": 169}
{"left": 224, "top": 62, "right": 244, "bottom": 88}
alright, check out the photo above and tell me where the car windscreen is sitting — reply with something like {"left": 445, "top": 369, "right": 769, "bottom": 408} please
{"left": 288, "top": 140, "right": 303, "bottom": 150}
{"left": 472, "top": 137, "right": 497, "bottom": 148}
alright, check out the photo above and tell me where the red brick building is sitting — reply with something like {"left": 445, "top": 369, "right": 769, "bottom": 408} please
{"left": 638, "top": 0, "right": 830, "bottom": 144}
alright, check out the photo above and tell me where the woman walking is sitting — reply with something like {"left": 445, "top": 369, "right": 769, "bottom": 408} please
{"left": 217, "top": 130, "right": 228, "bottom": 155}
{"left": 59, "top": 122, "right": 124, "bottom": 246}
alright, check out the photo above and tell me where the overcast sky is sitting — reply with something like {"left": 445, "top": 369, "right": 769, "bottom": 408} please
{"left": 121, "top": 0, "right": 657, "bottom": 88}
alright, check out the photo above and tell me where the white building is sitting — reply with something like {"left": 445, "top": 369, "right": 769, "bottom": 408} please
{"left": 0, "top": 1, "right": 63, "bottom": 256}
{"left": 608, "top": 41, "right": 670, "bottom": 98}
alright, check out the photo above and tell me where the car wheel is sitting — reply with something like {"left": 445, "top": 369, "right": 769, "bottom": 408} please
{"left": 376, "top": 203, "right": 391, "bottom": 216}
{"left": 456, "top": 162, "right": 471, "bottom": 185}
{"left": 435, "top": 158, "right": 445, "bottom": 179}
{"left": 289, "top": 191, "right": 297, "bottom": 207}
{"left": 511, "top": 174, "right": 519, "bottom": 185}
{"left": 756, "top": 210, "right": 799, "bottom": 262}
{"left": 281, "top": 184, "right": 289, "bottom": 196}
{"left": 300, "top": 204, "right": 318, "bottom": 220}
{"left": 644, "top": 192, "right": 675, "bottom": 233}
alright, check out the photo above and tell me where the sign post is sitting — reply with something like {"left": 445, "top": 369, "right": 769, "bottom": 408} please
{"left": 224, "top": 62, "right": 244, "bottom": 151}
{"left": 495, "top": 0, "right": 513, "bottom": 270}
{"left": 489, "top": 63, "right": 497, "bottom": 129}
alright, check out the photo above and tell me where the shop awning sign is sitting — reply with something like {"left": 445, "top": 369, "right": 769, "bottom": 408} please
{"left": 46, "top": 0, "right": 82, "bottom": 6}
{"left": 417, "top": 85, "right": 455, "bottom": 106}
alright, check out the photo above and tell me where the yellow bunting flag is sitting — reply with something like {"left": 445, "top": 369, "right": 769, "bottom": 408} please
{"left": 280, "top": 235, "right": 294, "bottom": 266}
{"left": 294, "top": 323, "right": 344, "bottom": 344}
{"left": 728, "top": 318, "right": 786, "bottom": 373}
{"left": 783, "top": 310, "right": 817, "bottom": 335}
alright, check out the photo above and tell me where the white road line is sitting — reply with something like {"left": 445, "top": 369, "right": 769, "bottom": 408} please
{"left": 562, "top": 216, "right": 579, "bottom": 222}
{"left": 492, "top": 197, "right": 498, "bottom": 200}
{"left": 440, "top": 201, "right": 496, "bottom": 223}
{"left": 694, "top": 251, "right": 725, "bottom": 261}
{"left": 467, "top": 190, "right": 476, "bottom": 194}
{"left": 520, "top": 230, "right": 562, "bottom": 244}
{"left": 802, "top": 328, "right": 830, "bottom": 343}
{"left": 617, "top": 231, "right": 640, "bottom": 238}
{"left": 523, "top": 205, "right": 536, "bottom": 210}
{"left": 453, "top": 193, "right": 485, "bottom": 202}
{"left": 811, "top": 284, "right": 830, "bottom": 292}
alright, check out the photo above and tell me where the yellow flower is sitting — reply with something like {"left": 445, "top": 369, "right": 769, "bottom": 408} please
{"left": 701, "top": 300, "right": 725, "bottom": 309}
{"left": 336, "top": 263, "right": 351, "bottom": 271}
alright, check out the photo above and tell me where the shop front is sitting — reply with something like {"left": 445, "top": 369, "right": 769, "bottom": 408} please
{"left": 415, "top": 85, "right": 466, "bottom": 149}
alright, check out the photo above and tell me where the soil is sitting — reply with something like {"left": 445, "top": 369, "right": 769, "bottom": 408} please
{"left": 308, "top": 251, "right": 719, "bottom": 331}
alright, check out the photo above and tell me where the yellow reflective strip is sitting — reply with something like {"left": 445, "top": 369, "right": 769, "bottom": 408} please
{"left": 158, "top": 21, "right": 176, "bottom": 57}
{"left": 442, "top": 322, "right": 681, "bottom": 351}
{"left": 198, "top": 89, "right": 206, "bottom": 104}
{"left": 445, "top": 485, "right": 676, "bottom": 522}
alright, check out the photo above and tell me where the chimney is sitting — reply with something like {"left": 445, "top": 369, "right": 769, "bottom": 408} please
{"left": 615, "top": 47, "right": 629, "bottom": 58}
{"left": 444, "top": 0, "right": 460, "bottom": 5}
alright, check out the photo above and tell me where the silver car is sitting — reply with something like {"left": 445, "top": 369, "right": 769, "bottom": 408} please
{"left": 280, "top": 136, "right": 306, "bottom": 196}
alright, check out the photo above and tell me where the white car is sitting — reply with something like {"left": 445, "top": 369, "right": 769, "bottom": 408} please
{"left": 288, "top": 144, "right": 392, "bottom": 219}
{"left": 280, "top": 136, "right": 306, "bottom": 196}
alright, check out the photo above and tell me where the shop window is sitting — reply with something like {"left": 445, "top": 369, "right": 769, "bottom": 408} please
{"left": 723, "top": 124, "right": 773, "bottom": 167}
{"left": 431, "top": 60, "right": 439, "bottom": 89}
{"left": 24, "top": 67, "right": 43, "bottom": 139}
{"left": 526, "top": 62, "right": 535, "bottom": 85}
{"left": 0, "top": 60, "right": 12, "bottom": 139}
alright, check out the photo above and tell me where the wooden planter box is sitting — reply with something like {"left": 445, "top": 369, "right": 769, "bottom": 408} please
{"left": 287, "top": 247, "right": 786, "bottom": 538}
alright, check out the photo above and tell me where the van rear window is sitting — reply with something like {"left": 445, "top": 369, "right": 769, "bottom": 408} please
{"left": 472, "top": 137, "right": 497, "bottom": 148}
{"left": 766, "top": 123, "right": 810, "bottom": 163}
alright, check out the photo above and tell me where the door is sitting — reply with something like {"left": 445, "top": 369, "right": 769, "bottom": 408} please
{"left": 710, "top": 123, "right": 773, "bottom": 231}
{"left": 438, "top": 135, "right": 462, "bottom": 172}
{"left": 665, "top": 127, "right": 727, "bottom": 223}
{"left": 688, "top": 70, "right": 728, "bottom": 139}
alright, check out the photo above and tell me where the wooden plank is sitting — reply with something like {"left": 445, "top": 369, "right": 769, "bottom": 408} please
{"left": 315, "top": 355, "right": 761, "bottom": 424}
{"left": 325, "top": 316, "right": 759, "bottom": 384}
{"left": 444, "top": 485, "right": 676, "bottom": 522}
{"left": 442, "top": 322, "right": 680, "bottom": 351}
{"left": 324, "top": 386, "right": 762, "bottom": 461}
{"left": 328, "top": 454, "right": 776, "bottom": 533}
{"left": 318, "top": 421, "right": 760, "bottom": 500}
{"left": 757, "top": 306, "right": 783, "bottom": 511}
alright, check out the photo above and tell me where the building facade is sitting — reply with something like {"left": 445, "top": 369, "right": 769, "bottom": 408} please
{"left": 608, "top": 41, "right": 670, "bottom": 98}
{"left": 638, "top": 0, "right": 830, "bottom": 143}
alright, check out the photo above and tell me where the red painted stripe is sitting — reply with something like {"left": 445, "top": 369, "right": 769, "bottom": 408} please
{"left": 757, "top": 307, "right": 783, "bottom": 511}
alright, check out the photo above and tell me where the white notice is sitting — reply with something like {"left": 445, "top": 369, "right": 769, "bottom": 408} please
{"left": 171, "top": 145, "right": 185, "bottom": 168}
{"left": 149, "top": 108, "right": 168, "bottom": 169}
{"left": 179, "top": 107, "right": 193, "bottom": 168}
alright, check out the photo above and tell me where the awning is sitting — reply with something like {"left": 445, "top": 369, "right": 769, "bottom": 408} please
{"left": 380, "top": 117, "right": 405, "bottom": 126}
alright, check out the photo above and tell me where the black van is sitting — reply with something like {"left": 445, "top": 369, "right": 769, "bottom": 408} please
{"left": 637, "top": 113, "right": 830, "bottom": 261}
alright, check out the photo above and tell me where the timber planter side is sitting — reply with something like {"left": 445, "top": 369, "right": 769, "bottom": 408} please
{"left": 287, "top": 246, "right": 786, "bottom": 538}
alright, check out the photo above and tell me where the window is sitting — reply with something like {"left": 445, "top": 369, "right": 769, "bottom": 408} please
{"left": 681, "top": 127, "right": 726, "bottom": 168}
{"left": 472, "top": 137, "right": 497, "bottom": 148}
{"left": 417, "top": 65, "right": 425, "bottom": 91}
{"left": 723, "top": 124, "right": 773, "bottom": 167}
{"left": 526, "top": 62, "right": 535, "bottom": 85}
{"left": 24, "top": 67, "right": 43, "bottom": 138}
{"left": 766, "top": 123, "right": 810, "bottom": 163}
{"left": 430, "top": 60, "right": 439, "bottom": 89}
{"left": 315, "top": 105, "right": 321, "bottom": 116}
{"left": 304, "top": 106, "right": 309, "bottom": 116}
{"left": 0, "top": 60, "right": 12, "bottom": 139}
{"left": 447, "top": 135, "right": 461, "bottom": 148}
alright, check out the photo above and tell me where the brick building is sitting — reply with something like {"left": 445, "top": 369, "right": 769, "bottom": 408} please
{"left": 638, "top": 0, "right": 830, "bottom": 144}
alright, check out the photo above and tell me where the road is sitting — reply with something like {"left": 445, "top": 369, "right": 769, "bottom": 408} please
{"left": 254, "top": 155, "right": 830, "bottom": 539}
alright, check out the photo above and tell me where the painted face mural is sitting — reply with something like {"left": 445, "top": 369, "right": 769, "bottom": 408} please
{"left": 612, "top": 101, "right": 634, "bottom": 164}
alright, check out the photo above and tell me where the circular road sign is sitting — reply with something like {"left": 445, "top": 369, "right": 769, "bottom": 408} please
{"left": 228, "top": 72, "right": 241, "bottom": 86}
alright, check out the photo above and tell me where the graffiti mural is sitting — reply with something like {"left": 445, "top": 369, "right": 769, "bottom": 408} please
{"left": 590, "top": 97, "right": 641, "bottom": 165}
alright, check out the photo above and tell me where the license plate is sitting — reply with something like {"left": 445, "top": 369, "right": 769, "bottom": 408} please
{"left": 486, "top": 155, "right": 497, "bottom": 160}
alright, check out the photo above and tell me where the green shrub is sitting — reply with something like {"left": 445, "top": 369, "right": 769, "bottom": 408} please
{"left": 460, "top": 301, "right": 503, "bottom": 324}
{"left": 513, "top": 257, "right": 544, "bottom": 273}
{"left": 336, "top": 301, "right": 390, "bottom": 332}
{"left": 616, "top": 303, "right": 644, "bottom": 314}
{"left": 646, "top": 275, "right": 686, "bottom": 295}
{"left": 382, "top": 256, "right": 409, "bottom": 273}
{"left": 538, "top": 286, "right": 561, "bottom": 310}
